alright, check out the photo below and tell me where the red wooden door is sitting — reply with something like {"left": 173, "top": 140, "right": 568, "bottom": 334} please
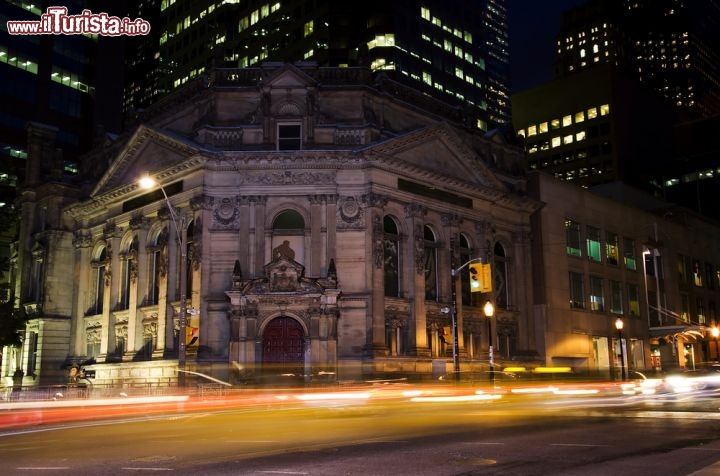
{"left": 262, "top": 317, "right": 304, "bottom": 376}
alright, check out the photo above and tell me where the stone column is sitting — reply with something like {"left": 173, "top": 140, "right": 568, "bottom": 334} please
{"left": 364, "top": 193, "right": 389, "bottom": 356}
{"left": 127, "top": 216, "right": 149, "bottom": 357}
{"left": 71, "top": 230, "right": 93, "bottom": 357}
{"left": 405, "top": 203, "right": 430, "bottom": 357}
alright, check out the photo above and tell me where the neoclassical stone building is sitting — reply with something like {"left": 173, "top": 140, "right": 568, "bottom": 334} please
{"left": 8, "top": 63, "right": 539, "bottom": 386}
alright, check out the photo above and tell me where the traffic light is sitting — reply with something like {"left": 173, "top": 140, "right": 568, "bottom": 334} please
{"left": 468, "top": 263, "right": 493, "bottom": 293}
{"left": 468, "top": 263, "right": 483, "bottom": 293}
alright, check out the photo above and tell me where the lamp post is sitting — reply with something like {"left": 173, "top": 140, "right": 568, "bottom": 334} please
{"left": 615, "top": 317, "right": 626, "bottom": 381}
{"left": 139, "top": 175, "right": 188, "bottom": 387}
{"left": 484, "top": 300, "right": 494, "bottom": 382}
{"left": 712, "top": 327, "right": 719, "bottom": 362}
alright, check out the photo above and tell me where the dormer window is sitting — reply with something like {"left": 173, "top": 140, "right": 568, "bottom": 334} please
{"left": 278, "top": 123, "right": 302, "bottom": 150}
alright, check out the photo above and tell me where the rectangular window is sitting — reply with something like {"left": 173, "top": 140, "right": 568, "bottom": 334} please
{"left": 27, "top": 331, "right": 38, "bottom": 376}
{"left": 693, "top": 260, "right": 703, "bottom": 287}
{"left": 590, "top": 276, "right": 604, "bottom": 311}
{"left": 697, "top": 297, "right": 706, "bottom": 324}
{"left": 600, "top": 104, "right": 610, "bottom": 115}
{"left": 628, "top": 284, "right": 639, "bottom": 316}
{"left": 586, "top": 226, "right": 601, "bottom": 262}
{"left": 562, "top": 115, "right": 572, "bottom": 127}
{"left": 569, "top": 272, "right": 585, "bottom": 309}
{"left": 681, "top": 294, "right": 690, "bottom": 321}
{"left": 565, "top": 219, "right": 581, "bottom": 257}
{"left": 587, "top": 107, "right": 598, "bottom": 119}
{"left": 623, "top": 237, "right": 636, "bottom": 270}
{"left": 677, "top": 254, "right": 687, "bottom": 283}
{"left": 610, "top": 280, "right": 623, "bottom": 314}
{"left": 278, "top": 124, "right": 302, "bottom": 150}
{"left": 575, "top": 111, "right": 585, "bottom": 123}
{"left": 705, "top": 263, "right": 715, "bottom": 290}
{"left": 606, "top": 232, "right": 619, "bottom": 265}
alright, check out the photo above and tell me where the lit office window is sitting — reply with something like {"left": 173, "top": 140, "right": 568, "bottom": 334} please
{"left": 527, "top": 125, "right": 537, "bottom": 137}
{"left": 563, "top": 115, "right": 572, "bottom": 127}
{"left": 563, "top": 135, "right": 573, "bottom": 145}
{"left": 628, "top": 284, "right": 639, "bottom": 316}
{"left": 421, "top": 6, "right": 430, "bottom": 20}
{"left": 623, "top": 237, "right": 636, "bottom": 270}
{"left": 551, "top": 118, "right": 560, "bottom": 129}
{"left": 575, "top": 131, "right": 586, "bottom": 141}
{"left": 551, "top": 137, "right": 561, "bottom": 148}
{"left": 575, "top": 111, "right": 585, "bottom": 123}
{"left": 605, "top": 232, "right": 619, "bottom": 265}
{"left": 422, "top": 71, "right": 432, "bottom": 85}
{"left": 587, "top": 107, "right": 598, "bottom": 119}
{"left": 368, "top": 34, "right": 395, "bottom": 49}
{"left": 539, "top": 122, "right": 548, "bottom": 133}
{"left": 304, "top": 20, "right": 313, "bottom": 37}
{"left": 600, "top": 104, "right": 610, "bottom": 115}
{"left": 586, "top": 226, "right": 601, "bottom": 262}
{"left": 565, "top": 219, "right": 582, "bottom": 257}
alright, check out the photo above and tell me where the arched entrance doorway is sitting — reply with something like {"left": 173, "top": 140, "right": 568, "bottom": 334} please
{"left": 262, "top": 316, "right": 305, "bottom": 379}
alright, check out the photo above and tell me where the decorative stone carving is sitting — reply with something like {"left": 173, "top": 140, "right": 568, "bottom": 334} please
{"left": 73, "top": 231, "right": 93, "bottom": 248}
{"left": 337, "top": 196, "right": 365, "bottom": 229}
{"left": 414, "top": 224, "right": 425, "bottom": 275}
{"left": 372, "top": 214, "right": 383, "bottom": 268}
{"left": 243, "top": 171, "right": 335, "bottom": 186}
{"left": 441, "top": 213, "right": 463, "bottom": 228}
{"left": 404, "top": 203, "right": 426, "bottom": 219}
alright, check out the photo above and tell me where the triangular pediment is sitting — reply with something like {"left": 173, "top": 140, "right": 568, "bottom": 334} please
{"left": 262, "top": 63, "right": 319, "bottom": 89}
{"left": 365, "top": 123, "right": 506, "bottom": 190}
{"left": 90, "top": 125, "right": 201, "bottom": 197}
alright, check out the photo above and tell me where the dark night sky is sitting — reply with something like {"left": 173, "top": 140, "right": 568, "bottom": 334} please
{"left": 508, "top": 0, "right": 588, "bottom": 93}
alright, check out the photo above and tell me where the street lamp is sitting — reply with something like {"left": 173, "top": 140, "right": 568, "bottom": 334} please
{"left": 484, "top": 300, "right": 494, "bottom": 382}
{"left": 712, "top": 326, "right": 719, "bottom": 362}
{"left": 615, "top": 317, "right": 626, "bottom": 381}
{"left": 139, "top": 175, "right": 188, "bottom": 387}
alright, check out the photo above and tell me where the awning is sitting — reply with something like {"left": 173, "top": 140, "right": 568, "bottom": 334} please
{"left": 649, "top": 325, "right": 709, "bottom": 341}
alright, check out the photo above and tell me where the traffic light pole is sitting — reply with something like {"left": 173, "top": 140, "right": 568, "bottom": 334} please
{"left": 449, "top": 257, "right": 484, "bottom": 382}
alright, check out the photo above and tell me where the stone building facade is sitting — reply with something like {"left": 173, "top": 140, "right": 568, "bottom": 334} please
{"left": 5, "top": 64, "right": 539, "bottom": 386}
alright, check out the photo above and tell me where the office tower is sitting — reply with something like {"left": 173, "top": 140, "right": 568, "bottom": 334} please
{"left": 554, "top": 0, "right": 720, "bottom": 120}
{"left": 124, "top": 0, "right": 510, "bottom": 130}
{"left": 513, "top": 63, "right": 675, "bottom": 190}
{"left": 0, "top": 1, "right": 98, "bottom": 185}
{"left": 513, "top": 0, "right": 720, "bottom": 218}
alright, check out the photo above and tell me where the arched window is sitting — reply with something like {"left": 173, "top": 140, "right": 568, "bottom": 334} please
{"left": 271, "top": 209, "right": 305, "bottom": 263}
{"left": 186, "top": 220, "right": 194, "bottom": 297}
{"left": 458, "top": 234, "right": 473, "bottom": 306}
{"left": 494, "top": 242, "right": 509, "bottom": 308}
{"left": 120, "top": 236, "right": 138, "bottom": 310}
{"left": 146, "top": 229, "right": 166, "bottom": 306}
{"left": 383, "top": 215, "right": 401, "bottom": 297}
{"left": 424, "top": 225, "right": 438, "bottom": 301}
{"left": 91, "top": 247, "right": 107, "bottom": 315}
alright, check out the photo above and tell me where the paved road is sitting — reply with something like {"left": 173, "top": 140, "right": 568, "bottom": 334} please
{"left": 1, "top": 388, "right": 720, "bottom": 475}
